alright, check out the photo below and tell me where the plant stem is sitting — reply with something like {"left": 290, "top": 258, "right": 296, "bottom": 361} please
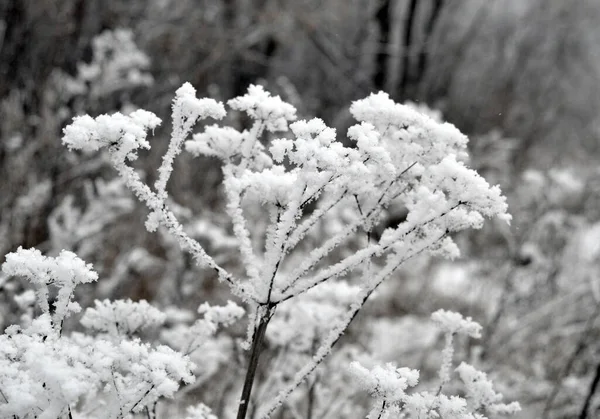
{"left": 376, "top": 400, "right": 386, "bottom": 419}
{"left": 236, "top": 310, "right": 272, "bottom": 419}
{"left": 579, "top": 361, "right": 600, "bottom": 419}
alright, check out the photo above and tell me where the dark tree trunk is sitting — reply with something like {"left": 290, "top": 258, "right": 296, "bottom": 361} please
{"left": 399, "top": 0, "right": 419, "bottom": 99}
{"left": 373, "top": 0, "right": 392, "bottom": 91}
{"left": 415, "top": 0, "right": 444, "bottom": 87}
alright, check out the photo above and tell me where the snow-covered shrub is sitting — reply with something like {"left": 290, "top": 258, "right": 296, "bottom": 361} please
{"left": 58, "top": 82, "right": 515, "bottom": 418}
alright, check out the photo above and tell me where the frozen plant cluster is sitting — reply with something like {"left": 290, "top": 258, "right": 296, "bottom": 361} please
{"left": 0, "top": 82, "right": 517, "bottom": 418}
{"left": 61, "top": 82, "right": 512, "bottom": 417}
{"left": 0, "top": 247, "right": 241, "bottom": 418}
{"left": 350, "top": 311, "right": 520, "bottom": 419}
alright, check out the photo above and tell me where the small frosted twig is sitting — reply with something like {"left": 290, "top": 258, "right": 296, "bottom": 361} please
{"left": 259, "top": 231, "right": 448, "bottom": 418}
{"left": 278, "top": 201, "right": 461, "bottom": 302}
{"left": 155, "top": 83, "right": 226, "bottom": 204}
{"left": 280, "top": 173, "right": 415, "bottom": 295}
{"left": 241, "top": 302, "right": 261, "bottom": 350}
{"left": 128, "top": 384, "right": 155, "bottom": 414}
{"left": 222, "top": 164, "right": 261, "bottom": 285}
{"left": 286, "top": 189, "right": 348, "bottom": 250}
{"left": 375, "top": 400, "right": 386, "bottom": 419}
{"left": 279, "top": 220, "right": 368, "bottom": 296}
{"left": 239, "top": 120, "right": 265, "bottom": 170}
{"left": 261, "top": 185, "right": 306, "bottom": 301}
{"left": 154, "top": 115, "right": 194, "bottom": 205}
{"left": 279, "top": 184, "right": 395, "bottom": 295}
{"left": 111, "top": 159, "right": 251, "bottom": 300}
{"left": 438, "top": 333, "right": 455, "bottom": 388}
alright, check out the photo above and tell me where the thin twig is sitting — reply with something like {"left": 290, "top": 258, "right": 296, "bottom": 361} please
{"left": 542, "top": 301, "right": 600, "bottom": 418}
{"left": 376, "top": 399, "right": 387, "bottom": 419}
{"left": 579, "top": 361, "right": 600, "bottom": 419}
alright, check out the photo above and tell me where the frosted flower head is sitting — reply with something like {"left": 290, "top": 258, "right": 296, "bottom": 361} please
{"left": 228, "top": 84, "right": 297, "bottom": 132}
{"left": 348, "top": 122, "right": 396, "bottom": 179}
{"left": 186, "top": 125, "right": 246, "bottom": 161}
{"left": 348, "top": 361, "right": 419, "bottom": 402}
{"left": 425, "top": 155, "right": 511, "bottom": 223}
{"left": 269, "top": 118, "right": 356, "bottom": 173}
{"left": 350, "top": 92, "right": 469, "bottom": 166}
{"left": 456, "top": 362, "right": 521, "bottom": 414}
{"left": 431, "top": 309, "right": 482, "bottom": 338}
{"left": 62, "top": 110, "right": 161, "bottom": 161}
{"left": 78, "top": 28, "right": 153, "bottom": 95}
{"left": 241, "top": 166, "right": 299, "bottom": 206}
{"left": 198, "top": 301, "right": 244, "bottom": 327}
{"left": 2, "top": 247, "right": 98, "bottom": 287}
{"left": 80, "top": 299, "right": 166, "bottom": 337}
{"left": 3, "top": 248, "right": 99, "bottom": 333}
{"left": 173, "top": 82, "right": 226, "bottom": 122}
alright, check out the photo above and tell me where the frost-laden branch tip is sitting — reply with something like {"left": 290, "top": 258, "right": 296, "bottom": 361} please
{"left": 60, "top": 82, "right": 513, "bottom": 417}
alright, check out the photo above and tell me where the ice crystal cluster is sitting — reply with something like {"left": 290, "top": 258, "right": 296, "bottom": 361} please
{"left": 0, "top": 82, "right": 517, "bottom": 418}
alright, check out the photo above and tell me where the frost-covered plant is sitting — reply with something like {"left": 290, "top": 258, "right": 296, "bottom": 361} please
{"left": 0, "top": 247, "right": 213, "bottom": 419}
{"left": 56, "top": 28, "right": 153, "bottom": 103}
{"left": 61, "top": 83, "right": 511, "bottom": 418}
{"left": 81, "top": 298, "right": 167, "bottom": 338}
{"left": 350, "top": 310, "right": 520, "bottom": 419}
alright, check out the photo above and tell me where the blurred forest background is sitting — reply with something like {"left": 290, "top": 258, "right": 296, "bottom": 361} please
{"left": 1, "top": 0, "right": 600, "bottom": 418}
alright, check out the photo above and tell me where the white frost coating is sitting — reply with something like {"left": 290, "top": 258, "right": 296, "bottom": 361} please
{"left": 58, "top": 84, "right": 517, "bottom": 417}
{"left": 431, "top": 309, "right": 482, "bottom": 338}
{"left": 2, "top": 247, "right": 98, "bottom": 333}
{"left": 185, "top": 403, "right": 219, "bottom": 419}
{"left": 350, "top": 91, "right": 469, "bottom": 166}
{"left": 456, "top": 363, "right": 521, "bottom": 415}
{"left": 345, "top": 313, "right": 520, "bottom": 419}
{"left": 81, "top": 299, "right": 167, "bottom": 337}
{"left": 228, "top": 84, "right": 297, "bottom": 132}
{"left": 222, "top": 164, "right": 262, "bottom": 285}
{"left": 198, "top": 300, "right": 245, "bottom": 326}
{"left": 348, "top": 362, "right": 419, "bottom": 402}
{"left": 438, "top": 332, "right": 456, "bottom": 386}
{"left": 155, "top": 83, "right": 226, "bottom": 205}
{"left": 0, "top": 250, "right": 197, "bottom": 419}
{"left": 186, "top": 125, "right": 246, "bottom": 160}
{"left": 62, "top": 110, "right": 161, "bottom": 160}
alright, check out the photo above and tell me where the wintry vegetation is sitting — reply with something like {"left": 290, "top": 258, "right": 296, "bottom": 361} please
{"left": 0, "top": 76, "right": 520, "bottom": 417}
{"left": 2, "top": 1, "right": 600, "bottom": 418}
